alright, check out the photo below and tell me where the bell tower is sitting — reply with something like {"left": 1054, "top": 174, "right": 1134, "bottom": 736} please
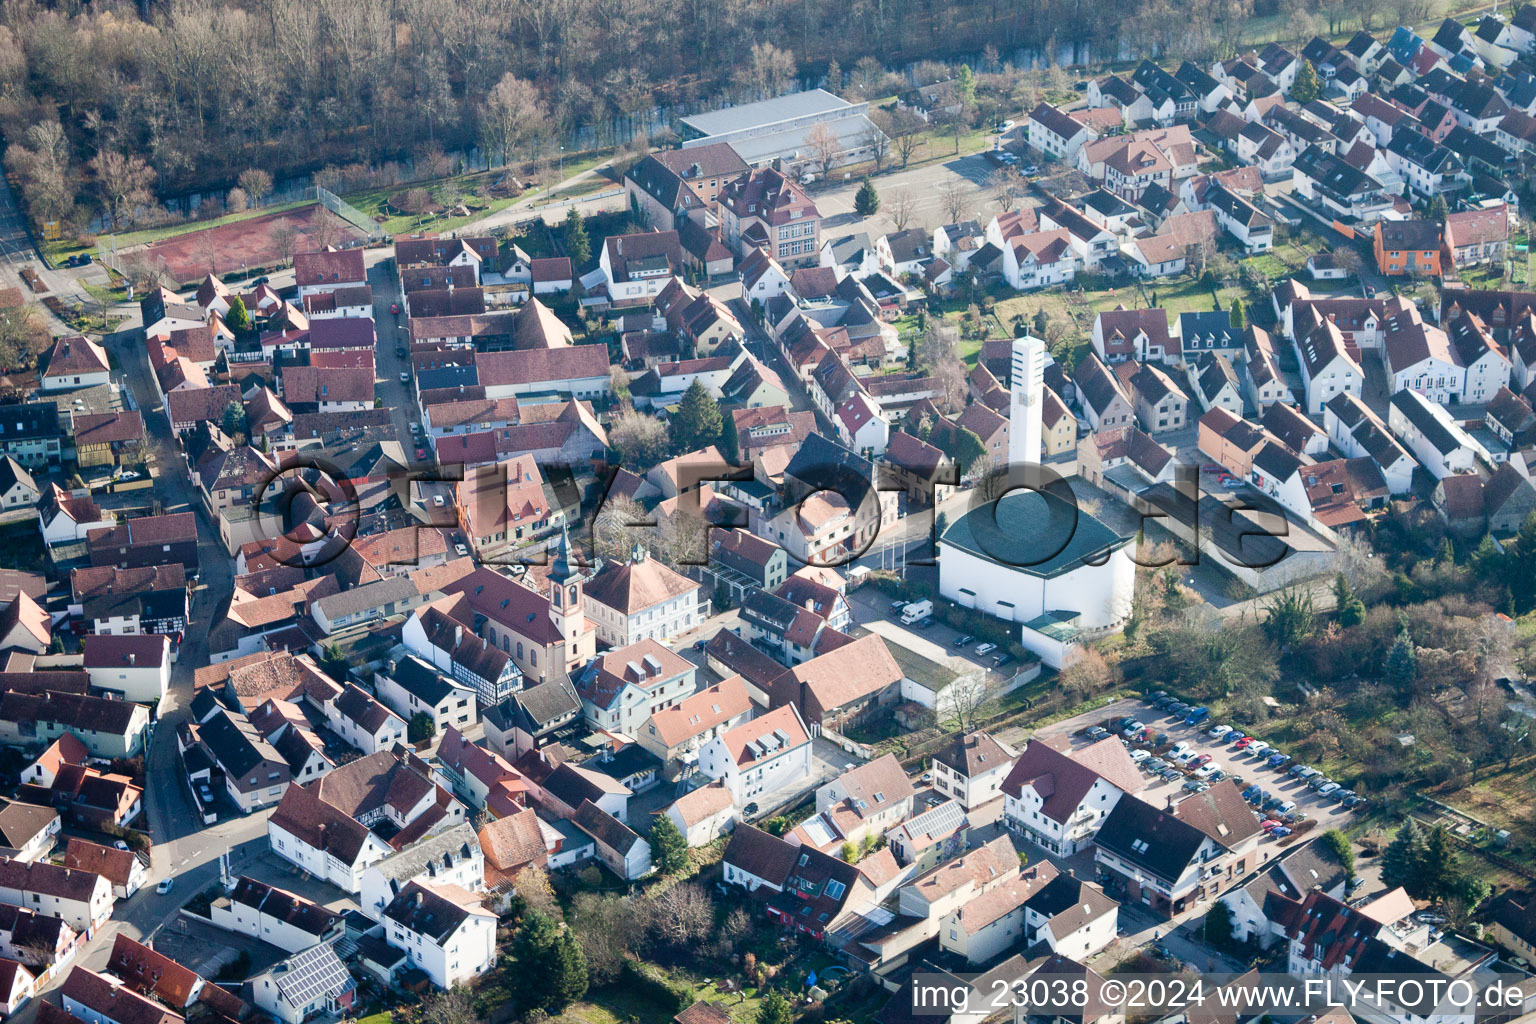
{"left": 547, "top": 522, "right": 586, "bottom": 649}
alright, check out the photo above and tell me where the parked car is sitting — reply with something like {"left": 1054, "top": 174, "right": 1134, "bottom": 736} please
{"left": 1221, "top": 477, "right": 1245, "bottom": 490}
{"left": 1086, "top": 726, "right": 1109, "bottom": 741}
{"left": 1276, "top": 801, "right": 1297, "bottom": 814}
{"left": 1268, "top": 753, "right": 1292, "bottom": 768}
{"left": 1122, "top": 723, "right": 1146, "bottom": 739}
{"left": 1154, "top": 696, "right": 1177, "bottom": 710}
{"left": 953, "top": 634, "right": 975, "bottom": 647}
{"left": 1129, "top": 749, "right": 1151, "bottom": 764}
{"left": 399, "top": 371, "right": 410, "bottom": 383}
{"left": 1168, "top": 741, "right": 1194, "bottom": 760}
{"left": 1248, "top": 741, "right": 1272, "bottom": 758}
{"left": 1020, "top": 163, "right": 1039, "bottom": 174}
{"left": 1185, "top": 706, "right": 1211, "bottom": 725}
{"left": 916, "top": 616, "right": 935, "bottom": 629}
{"left": 975, "top": 642, "right": 997, "bottom": 655}
{"left": 1269, "top": 825, "right": 1293, "bottom": 838}
{"left": 1193, "top": 764, "right": 1220, "bottom": 780}
{"left": 1316, "top": 782, "right": 1341, "bottom": 797}
{"left": 396, "top": 346, "right": 408, "bottom": 358}
{"left": 1229, "top": 734, "right": 1249, "bottom": 747}
{"left": 1342, "top": 795, "right": 1367, "bottom": 809}
{"left": 1307, "top": 776, "right": 1334, "bottom": 791}
{"left": 156, "top": 877, "right": 174, "bottom": 894}
{"left": 890, "top": 600, "right": 907, "bottom": 612}
{"left": 1145, "top": 758, "right": 1169, "bottom": 772}
{"left": 1208, "top": 724, "right": 1233, "bottom": 741}
{"left": 389, "top": 302, "right": 401, "bottom": 314}
{"left": 1261, "top": 795, "right": 1285, "bottom": 811}
{"left": 416, "top": 447, "right": 428, "bottom": 460}
{"left": 1261, "top": 818, "right": 1283, "bottom": 831}
{"left": 1146, "top": 690, "right": 1168, "bottom": 704}
{"left": 1152, "top": 733, "right": 1170, "bottom": 747}
{"left": 455, "top": 543, "right": 469, "bottom": 557}
{"left": 1188, "top": 753, "right": 1213, "bottom": 768}
{"left": 1157, "top": 767, "right": 1181, "bottom": 781}
{"left": 1183, "top": 779, "right": 1209, "bottom": 794}
{"left": 1241, "top": 784, "right": 1262, "bottom": 801}
{"left": 993, "top": 653, "right": 1013, "bottom": 668}
{"left": 1288, "top": 764, "right": 1312, "bottom": 778}
{"left": 1208, "top": 770, "right": 1227, "bottom": 783}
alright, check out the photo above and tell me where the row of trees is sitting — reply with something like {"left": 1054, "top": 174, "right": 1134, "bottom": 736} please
{"left": 0, "top": 0, "right": 1409, "bottom": 233}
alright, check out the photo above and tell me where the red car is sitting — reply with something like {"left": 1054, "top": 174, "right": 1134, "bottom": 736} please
{"left": 390, "top": 302, "right": 401, "bottom": 315}
{"left": 1189, "top": 753, "right": 1213, "bottom": 768}
{"left": 1233, "top": 736, "right": 1255, "bottom": 749}
{"left": 415, "top": 447, "right": 427, "bottom": 460}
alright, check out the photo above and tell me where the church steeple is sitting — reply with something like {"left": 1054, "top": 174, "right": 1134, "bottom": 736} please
{"left": 547, "top": 522, "right": 585, "bottom": 646}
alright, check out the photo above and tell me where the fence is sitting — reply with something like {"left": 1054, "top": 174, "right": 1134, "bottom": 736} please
{"left": 311, "top": 185, "right": 385, "bottom": 241}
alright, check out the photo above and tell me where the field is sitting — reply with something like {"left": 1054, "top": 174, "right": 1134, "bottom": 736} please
{"left": 140, "top": 203, "right": 366, "bottom": 284}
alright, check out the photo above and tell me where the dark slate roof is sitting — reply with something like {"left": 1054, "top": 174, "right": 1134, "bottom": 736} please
{"left": 1095, "top": 795, "right": 1209, "bottom": 884}
{"left": 941, "top": 489, "right": 1129, "bottom": 579}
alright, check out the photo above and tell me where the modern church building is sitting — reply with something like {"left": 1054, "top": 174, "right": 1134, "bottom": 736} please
{"left": 938, "top": 335, "right": 1137, "bottom": 669}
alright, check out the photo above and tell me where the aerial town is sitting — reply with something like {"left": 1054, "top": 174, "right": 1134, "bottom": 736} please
{"left": 0, "top": 3, "right": 1534, "bottom": 1024}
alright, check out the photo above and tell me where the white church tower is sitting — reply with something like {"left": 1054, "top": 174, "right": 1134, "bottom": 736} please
{"left": 1009, "top": 334, "right": 1046, "bottom": 470}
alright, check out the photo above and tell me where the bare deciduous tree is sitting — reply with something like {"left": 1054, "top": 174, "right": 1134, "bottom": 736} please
{"left": 237, "top": 168, "right": 273, "bottom": 206}
{"left": 886, "top": 187, "right": 917, "bottom": 231}
{"left": 269, "top": 220, "right": 300, "bottom": 265}
{"left": 805, "top": 121, "right": 839, "bottom": 180}
{"left": 938, "top": 180, "right": 970, "bottom": 224}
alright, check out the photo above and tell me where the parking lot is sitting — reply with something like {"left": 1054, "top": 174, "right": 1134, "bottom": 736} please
{"left": 1040, "top": 696, "right": 1360, "bottom": 839}
{"left": 845, "top": 586, "right": 1027, "bottom": 680}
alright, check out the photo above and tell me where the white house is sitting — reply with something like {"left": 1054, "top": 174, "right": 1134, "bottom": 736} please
{"left": 0, "top": 958, "right": 34, "bottom": 1017}
{"left": 1388, "top": 388, "right": 1489, "bottom": 479}
{"left": 1384, "top": 319, "right": 1466, "bottom": 406}
{"left": 210, "top": 876, "right": 343, "bottom": 954}
{"left": 80, "top": 635, "right": 170, "bottom": 704}
{"left": 582, "top": 551, "right": 703, "bottom": 648}
{"left": 374, "top": 655, "right": 477, "bottom": 736}
{"left": 382, "top": 881, "right": 496, "bottom": 989}
{"left": 931, "top": 731, "right": 1014, "bottom": 812}
{"left": 1027, "top": 103, "right": 1095, "bottom": 163}
{"left": 572, "top": 800, "right": 653, "bottom": 880}
{"left": 251, "top": 943, "right": 356, "bottom": 1024}
{"left": 0, "top": 860, "right": 113, "bottom": 933}
{"left": 574, "top": 639, "right": 696, "bottom": 738}
{"left": 698, "top": 703, "right": 813, "bottom": 806}
{"left": 1295, "top": 319, "right": 1364, "bottom": 414}
{"left": 359, "top": 822, "right": 485, "bottom": 922}
{"left": 1000, "top": 735, "right": 1146, "bottom": 856}
{"left": 1324, "top": 392, "right": 1418, "bottom": 494}
{"left": 40, "top": 337, "right": 110, "bottom": 393}
{"left": 665, "top": 784, "right": 736, "bottom": 846}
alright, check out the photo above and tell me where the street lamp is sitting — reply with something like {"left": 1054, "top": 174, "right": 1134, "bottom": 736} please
{"left": 559, "top": 146, "right": 566, "bottom": 179}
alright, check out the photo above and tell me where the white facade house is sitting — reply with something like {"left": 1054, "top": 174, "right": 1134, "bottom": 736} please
{"left": 1001, "top": 736, "right": 1146, "bottom": 856}
{"left": 374, "top": 655, "right": 477, "bottom": 735}
{"left": 0, "top": 861, "right": 113, "bottom": 933}
{"left": 251, "top": 943, "right": 356, "bottom": 1024}
{"left": 209, "top": 876, "right": 342, "bottom": 954}
{"left": 81, "top": 635, "right": 171, "bottom": 704}
{"left": 574, "top": 640, "right": 697, "bottom": 738}
{"left": 581, "top": 551, "right": 703, "bottom": 648}
{"left": 931, "top": 731, "right": 1015, "bottom": 812}
{"left": 1324, "top": 392, "right": 1418, "bottom": 494}
{"left": 1388, "top": 388, "right": 1490, "bottom": 479}
{"left": 698, "top": 704, "right": 812, "bottom": 806}
{"left": 382, "top": 881, "right": 496, "bottom": 990}
{"left": 359, "top": 822, "right": 484, "bottom": 922}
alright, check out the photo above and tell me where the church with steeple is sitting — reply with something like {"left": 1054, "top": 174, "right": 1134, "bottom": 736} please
{"left": 430, "top": 524, "right": 597, "bottom": 687}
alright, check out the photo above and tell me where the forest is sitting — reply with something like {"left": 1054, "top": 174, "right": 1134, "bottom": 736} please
{"left": 0, "top": 0, "right": 1442, "bottom": 235}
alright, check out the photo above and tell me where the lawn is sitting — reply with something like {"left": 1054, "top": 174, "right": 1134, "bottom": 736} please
{"left": 553, "top": 987, "right": 690, "bottom": 1024}
{"left": 342, "top": 171, "right": 524, "bottom": 237}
